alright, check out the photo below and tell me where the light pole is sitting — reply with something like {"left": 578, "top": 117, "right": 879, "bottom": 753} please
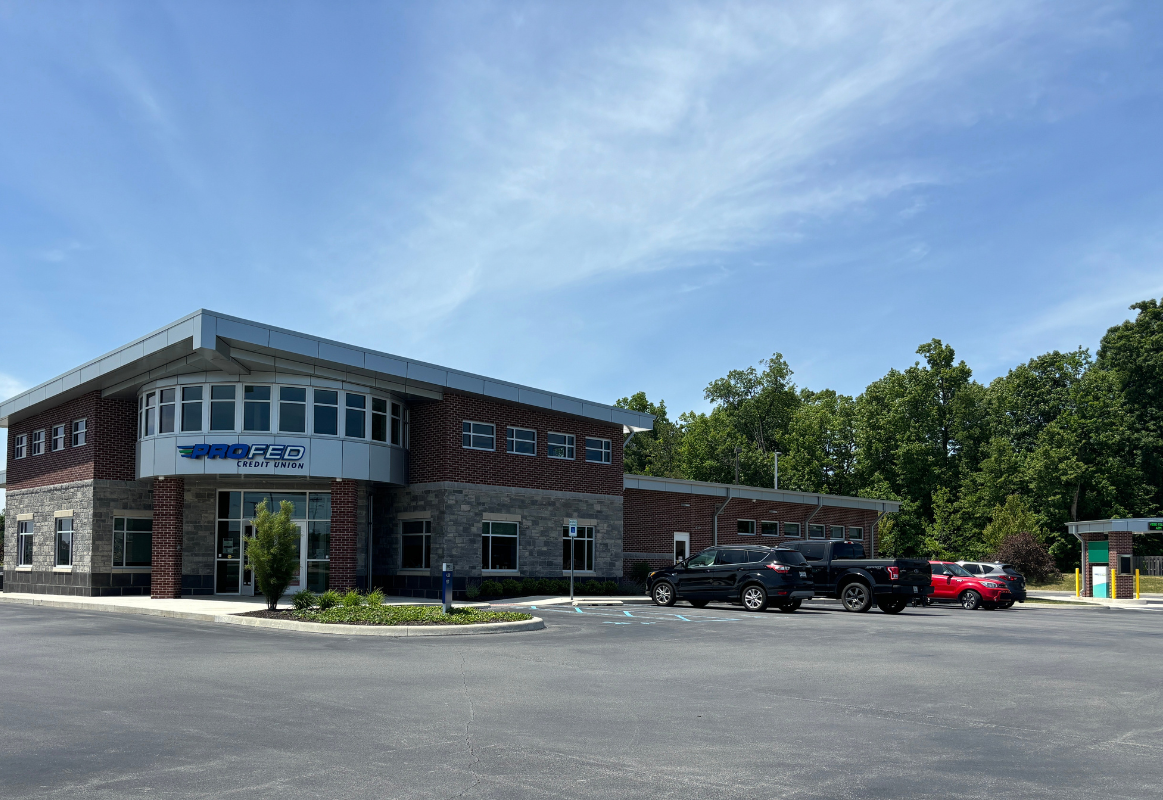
{"left": 733, "top": 446, "right": 742, "bottom": 484}
{"left": 773, "top": 450, "right": 781, "bottom": 490}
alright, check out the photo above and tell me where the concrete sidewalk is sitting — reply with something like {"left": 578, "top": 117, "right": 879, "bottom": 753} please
{"left": 1027, "top": 590, "right": 1163, "bottom": 609}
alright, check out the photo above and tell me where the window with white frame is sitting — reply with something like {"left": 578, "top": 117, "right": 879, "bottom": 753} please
{"left": 401, "top": 520, "right": 432, "bottom": 569}
{"left": 345, "top": 393, "right": 366, "bottom": 438}
{"left": 180, "top": 387, "right": 202, "bottom": 432}
{"left": 548, "top": 432, "right": 574, "bottom": 460}
{"left": 51, "top": 425, "right": 65, "bottom": 452}
{"left": 737, "top": 519, "right": 756, "bottom": 536}
{"left": 243, "top": 385, "right": 271, "bottom": 432}
{"left": 17, "top": 520, "right": 34, "bottom": 565}
{"left": 55, "top": 517, "right": 73, "bottom": 567}
{"left": 140, "top": 392, "right": 156, "bottom": 437}
{"left": 210, "top": 385, "right": 236, "bottom": 431}
{"left": 158, "top": 388, "right": 177, "bottom": 434}
{"left": 481, "top": 521, "right": 518, "bottom": 571}
{"left": 808, "top": 524, "right": 825, "bottom": 540}
{"left": 391, "top": 402, "right": 403, "bottom": 445}
{"left": 72, "top": 418, "right": 87, "bottom": 446}
{"left": 14, "top": 433, "right": 27, "bottom": 459}
{"left": 848, "top": 526, "right": 864, "bottom": 540}
{"left": 463, "top": 421, "right": 495, "bottom": 451}
{"left": 113, "top": 517, "right": 153, "bottom": 567}
{"left": 760, "top": 521, "right": 779, "bottom": 537}
{"left": 31, "top": 429, "right": 45, "bottom": 456}
{"left": 371, "top": 397, "right": 388, "bottom": 442}
{"left": 783, "top": 522, "right": 801, "bottom": 538}
{"left": 562, "top": 525, "right": 595, "bottom": 572}
{"left": 830, "top": 525, "right": 845, "bottom": 540}
{"left": 279, "top": 387, "right": 307, "bottom": 433}
{"left": 585, "top": 437, "right": 611, "bottom": 464}
{"left": 313, "top": 389, "right": 338, "bottom": 435}
{"left": 506, "top": 426, "right": 536, "bottom": 455}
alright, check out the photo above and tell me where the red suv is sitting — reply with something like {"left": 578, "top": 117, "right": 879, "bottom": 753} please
{"left": 928, "top": 561, "right": 1014, "bottom": 610}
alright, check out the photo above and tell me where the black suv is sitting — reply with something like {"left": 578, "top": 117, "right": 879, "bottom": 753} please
{"left": 646, "top": 546, "right": 815, "bottom": 612}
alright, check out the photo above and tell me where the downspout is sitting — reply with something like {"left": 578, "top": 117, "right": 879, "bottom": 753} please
{"left": 870, "top": 508, "right": 889, "bottom": 556}
{"left": 804, "top": 496, "right": 824, "bottom": 534}
{"left": 713, "top": 487, "right": 732, "bottom": 547}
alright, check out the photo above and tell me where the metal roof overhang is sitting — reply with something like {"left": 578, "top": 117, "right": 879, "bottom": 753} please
{"left": 1066, "top": 518, "right": 1163, "bottom": 537}
{"left": 623, "top": 474, "right": 902, "bottom": 514}
{"left": 0, "top": 310, "right": 655, "bottom": 433}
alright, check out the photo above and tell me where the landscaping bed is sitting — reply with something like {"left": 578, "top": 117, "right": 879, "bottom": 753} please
{"left": 240, "top": 605, "right": 533, "bottom": 626}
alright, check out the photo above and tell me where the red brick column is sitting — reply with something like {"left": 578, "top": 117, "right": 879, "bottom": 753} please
{"left": 330, "top": 479, "right": 357, "bottom": 591}
{"left": 1110, "top": 531, "right": 1133, "bottom": 599}
{"left": 151, "top": 478, "right": 184, "bottom": 599}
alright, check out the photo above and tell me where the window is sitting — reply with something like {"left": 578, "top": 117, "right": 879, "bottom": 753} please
{"left": 113, "top": 517, "right": 153, "bottom": 567}
{"left": 783, "top": 523, "right": 801, "bottom": 538}
{"left": 717, "top": 549, "right": 750, "bottom": 565}
{"left": 391, "top": 402, "right": 403, "bottom": 445}
{"left": 32, "top": 429, "right": 45, "bottom": 455}
{"left": 800, "top": 543, "right": 826, "bottom": 561}
{"left": 507, "top": 426, "right": 536, "bottom": 455}
{"left": 848, "top": 526, "right": 864, "bottom": 540}
{"left": 674, "top": 532, "right": 690, "bottom": 563}
{"left": 210, "top": 385, "right": 236, "bottom": 431}
{"left": 180, "top": 387, "right": 202, "bottom": 432}
{"left": 760, "top": 521, "right": 779, "bottom": 537}
{"left": 548, "top": 432, "right": 575, "bottom": 460}
{"left": 51, "top": 425, "right": 65, "bottom": 452}
{"left": 829, "top": 525, "right": 845, "bottom": 540}
{"left": 313, "top": 390, "right": 338, "bottom": 435}
{"left": 963, "top": 563, "right": 981, "bottom": 574}
{"left": 563, "top": 525, "right": 595, "bottom": 572}
{"left": 14, "top": 433, "right": 27, "bottom": 459}
{"left": 17, "top": 520, "right": 34, "bottom": 565}
{"left": 345, "top": 393, "right": 366, "bottom": 438}
{"left": 737, "top": 519, "right": 756, "bottom": 536}
{"left": 481, "top": 521, "right": 518, "bottom": 571}
{"left": 585, "top": 437, "right": 611, "bottom": 464}
{"left": 55, "top": 518, "right": 73, "bottom": 566}
{"left": 401, "top": 520, "right": 432, "bottom": 569}
{"left": 159, "top": 388, "right": 176, "bottom": 434}
{"left": 243, "top": 385, "right": 271, "bottom": 432}
{"left": 140, "top": 392, "right": 156, "bottom": 437}
{"left": 833, "top": 543, "right": 866, "bottom": 559}
{"left": 687, "top": 549, "right": 717, "bottom": 567}
{"left": 808, "top": 524, "right": 825, "bottom": 540}
{"left": 931, "top": 563, "right": 949, "bottom": 576}
{"left": 279, "top": 387, "right": 307, "bottom": 433}
{"left": 371, "top": 397, "right": 388, "bottom": 442}
{"left": 71, "top": 419, "right": 87, "bottom": 447}
{"left": 463, "top": 421, "right": 495, "bottom": 451}
{"left": 215, "top": 490, "right": 331, "bottom": 594}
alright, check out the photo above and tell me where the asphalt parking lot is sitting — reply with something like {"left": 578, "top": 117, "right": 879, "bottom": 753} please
{"left": 1, "top": 601, "right": 1161, "bottom": 800}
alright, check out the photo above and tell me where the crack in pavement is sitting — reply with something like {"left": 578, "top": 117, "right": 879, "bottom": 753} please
{"left": 446, "top": 652, "right": 481, "bottom": 800}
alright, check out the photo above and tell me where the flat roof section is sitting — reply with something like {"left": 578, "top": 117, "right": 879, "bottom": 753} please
{"left": 1066, "top": 518, "right": 1163, "bottom": 536}
{"left": 623, "top": 474, "right": 902, "bottom": 514}
{"left": 0, "top": 310, "right": 654, "bottom": 432}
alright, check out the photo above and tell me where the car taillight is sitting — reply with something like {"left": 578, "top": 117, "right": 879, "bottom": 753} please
{"left": 886, "top": 566, "right": 900, "bottom": 581}
{"left": 766, "top": 563, "right": 791, "bottom": 573}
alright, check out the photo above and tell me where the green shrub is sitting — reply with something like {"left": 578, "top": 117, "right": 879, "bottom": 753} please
{"left": 291, "top": 590, "right": 316, "bottom": 611}
{"left": 317, "top": 590, "right": 341, "bottom": 610}
{"left": 552, "top": 578, "right": 569, "bottom": 595}
{"left": 501, "top": 578, "right": 522, "bottom": 596}
{"left": 479, "top": 580, "right": 503, "bottom": 597}
{"left": 245, "top": 500, "right": 301, "bottom": 610}
{"left": 580, "top": 579, "right": 601, "bottom": 595}
{"left": 464, "top": 583, "right": 481, "bottom": 599}
{"left": 600, "top": 580, "right": 619, "bottom": 596}
{"left": 365, "top": 588, "right": 384, "bottom": 606}
{"left": 342, "top": 589, "right": 364, "bottom": 608}
{"left": 525, "top": 578, "right": 548, "bottom": 595}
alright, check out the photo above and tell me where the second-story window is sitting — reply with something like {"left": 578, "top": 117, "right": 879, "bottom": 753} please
{"left": 371, "top": 398, "right": 388, "bottom": 442}
{"left": 314, "top": 390, "right": 338, "bottom": 435}
{"left": 243, "top": 386, "right": 271, "bottom": 431}
{"left": 391, "top": 403, "right": 403, "bottom": 445}
{"left": 585, "top": 437, "right": 611, "bottom": 464}
{"left": 210, "top": 386, "right": 236, "bottom": 431}
{"left": 71, "top": 419, "right": 86, "bottom": 447}
{"left": 140, "top": 392, "right": 156, "bottom": 437}
{"left": 14, "top": 434, "right": 27, "bottom": 459}
{"left": 159, "top": 388, "right": 176, "bottom": 434}
{"left": 345, "top": 393, "right": 366, "bottom": 438}
{"left": 51, "top": 425, "right": 65, "bottom": 452}
{"left": 32, "top": 429, "right": 45, "bottom": 455}
{"left": 180, "top": 388, "right": 202, "bottom": 432}
{"left": 462, "top": 421, "right": 495, "bottom": 450}
{"left": 279, "top": 387, "right": 307, "bottom": 433}
{"left": 548, "top": 432, "right": 574, "bottom": 460}
{"left": 506, "top": 426, "right": 536, "bottom": 455}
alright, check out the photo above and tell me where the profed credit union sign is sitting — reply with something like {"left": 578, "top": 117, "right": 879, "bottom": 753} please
{"left": 178, "top": 443, "right": 306, "bottom": 470}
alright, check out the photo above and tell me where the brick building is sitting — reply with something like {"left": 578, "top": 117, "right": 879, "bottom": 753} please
{"left": 0, "top": 309, "right": 898, "bottom": 600}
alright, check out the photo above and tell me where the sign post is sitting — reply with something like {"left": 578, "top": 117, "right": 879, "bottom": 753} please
{"left": 568, "top": 519, "right": 578, "bottom": 602}
{"left": 442, "top": 562, "right": 454, "bottom": 614}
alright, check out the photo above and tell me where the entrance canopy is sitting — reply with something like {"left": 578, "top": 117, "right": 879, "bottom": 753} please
{"left": 1067, "top": 518, "right": 1163, "bottom": 536}
{"left": 1066, "top": 518, "right": 1161, "bottom": 599}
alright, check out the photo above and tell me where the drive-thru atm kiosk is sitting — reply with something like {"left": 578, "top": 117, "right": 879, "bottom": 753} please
{"left": 1066, "top": 518, "right": 1161, "bottom": 599}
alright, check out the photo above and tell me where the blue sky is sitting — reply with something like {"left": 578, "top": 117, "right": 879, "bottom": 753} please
{"left": 3, "top": 1, "right": 1163, "bottom": 504}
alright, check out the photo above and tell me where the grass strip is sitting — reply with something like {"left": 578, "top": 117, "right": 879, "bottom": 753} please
{"left": 1023, "top": 598, "right": 1098, "bottom": 606}
{"left": 291, "top": 604, "right": 533, "bottom": 626}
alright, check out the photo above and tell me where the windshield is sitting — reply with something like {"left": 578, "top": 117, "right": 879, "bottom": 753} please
{"left": 946, "top": 563, "right": 973, "bottom": 577}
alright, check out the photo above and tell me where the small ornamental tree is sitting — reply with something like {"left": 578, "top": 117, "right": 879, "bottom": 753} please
{"left": 991, "top": 531, "right": 1060, "bottom": 585}
{"left": 245, "top": 500, "right": 301, "bottom": 610}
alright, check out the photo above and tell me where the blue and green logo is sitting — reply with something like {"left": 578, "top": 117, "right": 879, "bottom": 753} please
{"left": 178, "top": 443, "right": 305, "bottom": 461}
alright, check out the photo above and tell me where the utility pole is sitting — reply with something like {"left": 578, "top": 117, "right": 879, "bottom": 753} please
{"left": 773, "top": 450, "right": 781, "bottom": 490}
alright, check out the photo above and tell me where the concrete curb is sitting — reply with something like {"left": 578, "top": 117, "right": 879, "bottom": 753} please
{"left": 0, "top": 595, "right": 546, "bottom": 634}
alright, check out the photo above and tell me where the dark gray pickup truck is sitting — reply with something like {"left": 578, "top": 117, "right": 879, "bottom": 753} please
{"left": 782, "top": 540, "right": 933, "bottom": 613}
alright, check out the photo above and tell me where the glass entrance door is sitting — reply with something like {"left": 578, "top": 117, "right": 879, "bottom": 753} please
{"left": 215, "top": 490, "right": 331, "bottom": 595}
{"left": 216, "top": 522, "right": 242, "bottom": 594}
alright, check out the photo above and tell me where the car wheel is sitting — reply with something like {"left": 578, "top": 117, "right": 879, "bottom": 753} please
{"left": 840, "top": 582, "right": 873, "bottom": 613}
{"left": 652, "top": 582, "right": 677, "bottom": 607}
{"left": 777, "top": 600, "right": 802, "bottom": 613}
{"left": 688, "top": 599, "right": 709, "bottom": 608}
{"left": 741, "top": 584, "right": 769, "bottom": 612}
{"left": 878, "top": 599, "right": 908, "bottom": 614}
{"left": 960, "top": 590, "right": 982, "bottom": 610}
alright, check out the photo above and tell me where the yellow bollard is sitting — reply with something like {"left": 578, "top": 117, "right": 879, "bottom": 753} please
{"left": 1075, "top": 567, "right": 1080, "bottom": 598}
{"left": 1136, "top": 569, "right": 1140, "bottom": 600}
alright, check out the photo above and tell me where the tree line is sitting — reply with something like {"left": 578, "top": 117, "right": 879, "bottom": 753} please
{"left": 617, "top": 298, "right": 1163, "bottom": 568}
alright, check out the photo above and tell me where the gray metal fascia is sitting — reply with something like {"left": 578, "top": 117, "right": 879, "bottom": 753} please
{"left": 622, "top": 474, "right": 901, "bottom": 514}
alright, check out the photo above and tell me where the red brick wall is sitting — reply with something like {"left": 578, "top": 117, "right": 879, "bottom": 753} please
{"left": 1110, "top": 531, "right": 1133, "bottom": 599}
{"left": 6, "top": 391, "right": 137, "bottom": 490}
{"left": 152, "top": 478, "right": 184, "bottom": 599}
{"left": 330, "top": 478, "right": 358, "bottom": 591}
{"left": 409, "top": 393, "right": 623, "bottom": 496}
{"left": 622, "top": 487, "right": 879, "bottom": 576}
